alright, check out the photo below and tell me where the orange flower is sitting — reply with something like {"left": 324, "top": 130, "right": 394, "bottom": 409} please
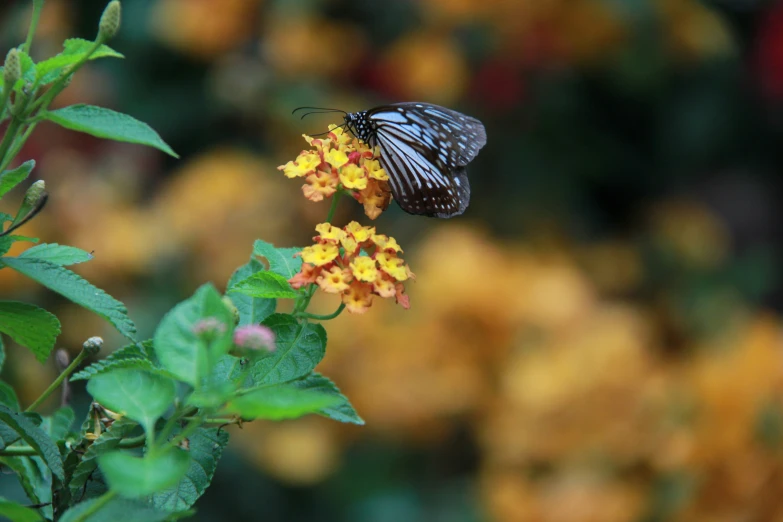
{"left": 288, "top": 222, "right": 414, "bottom": 313}
{"left": 316, "top": 266, "right": 352, "bottom": 293}
{"left": 278, "top": 125, "right": 393, "bottom": 219}
{"left": 342, "top": 280, "right": 374, "bottom": 314}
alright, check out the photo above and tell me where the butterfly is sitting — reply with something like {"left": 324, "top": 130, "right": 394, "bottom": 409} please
{"left": 295, "top": 103, "right": 487, "bottom": 218}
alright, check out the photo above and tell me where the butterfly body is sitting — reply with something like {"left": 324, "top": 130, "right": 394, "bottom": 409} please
{"left": 343, "top": 103, "right": 486, "bottom": 218}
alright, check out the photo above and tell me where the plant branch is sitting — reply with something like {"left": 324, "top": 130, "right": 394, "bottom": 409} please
{"left": 23, "top": 0, "right": 46, "bottom": 55}
{"left": 295, "top": 303, "right": 345, "bottom": 321}
{"left": 25, "top": 347, "right": 91, "bottom": 412}
{"left": 326, "top": 189, "right": 343, "bottom": 224}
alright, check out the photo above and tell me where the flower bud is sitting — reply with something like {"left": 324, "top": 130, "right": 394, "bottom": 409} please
{"left": 3, "top": 49, "right": 21, "bottom": 89}
{"left": 98, "top": 1, "right": 121, "bottom": 42}
{"left": 82, "top": 336, "right": 104, "bottom": 355}
{"left": 222, "top": 296, "right": 240, "bottom": 325}
{"left": 23, "top": 180, "right": 46, "bottom": 207}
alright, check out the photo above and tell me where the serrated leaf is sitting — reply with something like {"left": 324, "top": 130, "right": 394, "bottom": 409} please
{"left": 229, "top": 271, "right": 297, "bottom": 299}
{"left": 0, "top": 412, "right": 41, "bottom": 448}
{"left": 0, "top": 405, "right": 63, "bottom": 480}
{"left": 71, "top": 342, "right": 154, "bottom": 381}
{"left": 0, "top": 497, "right": 44, "bottom": 522}
{"left": 293, "top": 373, "right": 364, "bottom": 425}
{"left": 0, "top": 161, "right": 34, "bottom": 198}
{"left": 0, "top": 257, "right": 136, "bottom": 340}
{"left": 100, "top": 449, "right": 190, "bottom": 498}
{"left": 44, "top": 105, "right": 178, "bottom": 158}
{"left": 149, "top": 428, "right": 229, "bottom": 511}
{"left": 87, "top": 370, "right": 175, "bottom": 434}
{"left": 0, "top": 301, "right": 60, "bottom": 363}
{"left": 68, "top": 418, "right": 137, "bottom": 501}
{"left": 227, "top": 259, "right": 276, "bottom": 325}
{"left": 248, "top": 314, "right": 326, "bottom": 386}
{"left": 41, "top": 407, "right": 75, "bottom": 441}
{"left": 36, "top": 39, "right": 123, "bottom": 84}
{"left": 153, "top": 284, "right": 234, "bottom": 387}
{"left": 225, "top": 384, "right": 339, "bottom": 420}
{"left": 59, "top": 497, "right": 170, "bottom": 522}
{"left": 19, "top": 243, "right": 92, "bottom": 266}
{"left": 0, "top": 380, "right": 18, "bottom": 410}
{"left": 253, "top": 240, "right": 303, "bottom": 279}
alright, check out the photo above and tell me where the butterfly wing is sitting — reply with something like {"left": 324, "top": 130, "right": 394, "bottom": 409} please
{"left": 368, "top": 103, "right": 485, "bottom": 218}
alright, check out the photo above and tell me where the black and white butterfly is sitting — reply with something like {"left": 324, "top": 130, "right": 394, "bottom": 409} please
{"left": 295, "top": 103, "right": 487, "bottom": 218}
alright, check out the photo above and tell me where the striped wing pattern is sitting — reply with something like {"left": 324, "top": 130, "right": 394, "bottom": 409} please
{"left": 364, "top": 103, "right": 486, "bottom": 218}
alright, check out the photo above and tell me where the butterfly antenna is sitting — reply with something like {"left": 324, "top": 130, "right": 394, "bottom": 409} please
{"left": 306, "top": 122, "right": 348, "bottom": 137}
{"left": 292, "top": 106, "right": 348, "bottom": 120}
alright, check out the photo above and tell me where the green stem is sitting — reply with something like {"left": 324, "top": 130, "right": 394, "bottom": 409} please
{"left": 71, "top": 490, "right": 116, "bottom": 522}
{"left": 168, "top": 416, "right": 203, "bottom": 448}
{"left": 2, "top": 122, "right": 37, "bottom": 169}
{"left": 23, "top": 0, "right": 45, "bottom": 55}
{"left": 295, "top": 303, "right": 345, "bottom": 321}
{"left": 325, "top": 190, "right": 342, "bottom": 223}
{"left": 0, "top": 432, "right": 148, "bottom": 457}
{"left": 25, "top": 348, "right": 90, "bottom": 412}
{"left": 0, "top": 116, "right": 24, "bottom": 168}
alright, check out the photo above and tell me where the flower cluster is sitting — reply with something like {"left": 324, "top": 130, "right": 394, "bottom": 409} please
{"left": 278, "top": 125, "right": 392, "bottom": 219}
{"left": 289, "top": 222, "right": 413, "bottom": 313}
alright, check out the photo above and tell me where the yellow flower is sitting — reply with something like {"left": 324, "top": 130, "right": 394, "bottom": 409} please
{"left": 301, "top": 243, "right": 339, "bottom": 266}
{"left": 316, "top": 266, "right": 352, "bottom": 293}
{"left": 280, "top": 128, "right": 392, "bottom": 218}
{"left": 279, "top": 152, "right": 321, "bottom": 178}
{"left": 350, "top": 256, "right": 378, "bottom": 283}
{"left": 372, "top": 233, "right": 402, "bottom": 253}
{"left": 373, "top": 272, "right": 397, "bottom": 298}
{"left": 345, "top": 221, "right": 375, "bottom": 243}
{"left": 288, "top": 223, "right": 413, "bottom": 313}
{"left": 325, "top": 149, "right": 349, "bottom": 169}
{"left": 364, "top": 159, "right": 388, "bottom": 181}
{"left": 301, "top": 170, "right": 338, "bottom": 202}
{"left": 342, "top": 281, "right": 373, "bottom": 314}
{"left": 376, "top": 252, "right": 411, "bottom": 281}
{"left": 339, "top": 163, "right": 368, "bottom": 190}
{"left": 315, "top": 222, "right": 346, "bottom": 243}
{"left": 340, "top": 234, "right": 358, "bottom": 255}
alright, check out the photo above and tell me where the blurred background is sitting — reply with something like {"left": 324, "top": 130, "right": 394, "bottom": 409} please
{"left": 2, "top": 0, "right": 783, "bottom": 520}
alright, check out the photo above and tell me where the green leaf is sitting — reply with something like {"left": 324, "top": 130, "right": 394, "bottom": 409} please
{"left": 225, "top": 384, "right": 339, "bottom": 420}
{"left": 248, "top": 314, "right": 326, "bottom": 386}
{"left": 99, "top": 449, "right": 190, "bottom": 498}
{"left": 0, "top": 456, "right": 50, "bottom": 511}
{"left": 41, "top": 407, "right": 75, "bottom": 441}
{"left": 149, "top": 428, "right": 229, "bottom": 511}
{"left": 0, "top": 161, "right": 34, "bottom": 198}
{"left": 19, "top": 243, "right": 92, "bottom": 266}
{"left": 71, "top": 342, "right": 154, "bottom": 381}
{"left": 68, "top": 418, "right": 137, "bottom": 501}
{"left": 44, "top": 105, "right": 178, "bottom": 158}
{"left": 0, "top": 380, "right": 19, "bottom": 410}
{"left": 0, "top": 405, "right": 63, "bottom": 480}
{"left": 0, "top": 335, "right": 5, "bottom": 372}
{"left": 0, "top": 257, "right": 136, "bottom": 340}
{"left": 87, "top": 370, "right": 175, "bottom": 434}
{"left": 0, "top": 497, "right": 44, "bottom": 522}
{"left": 36, "top": 39, "right": 124, "bottom": 84}
{"left": 229, "top": 271, "right": 297, "bottom": 299}
{"left": 0, "top": 301, "right": 60, "bottom": 363}
{"left": 153, "top": 284, "right": 234, "bottom": 387}
{"left": 227, "top": 259, "right": 276, "bottom": 325}
{"left": 59, "top": 497, "right": 171, "bottom": 522}
{"left": 253, "top": 240, "right": 303, "bottom": 279}
{"left": 293, "top": 373, "right": 364, "bottom": 425}
{"left": 0, "top": 236, "right": 37, "bottom": 257}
